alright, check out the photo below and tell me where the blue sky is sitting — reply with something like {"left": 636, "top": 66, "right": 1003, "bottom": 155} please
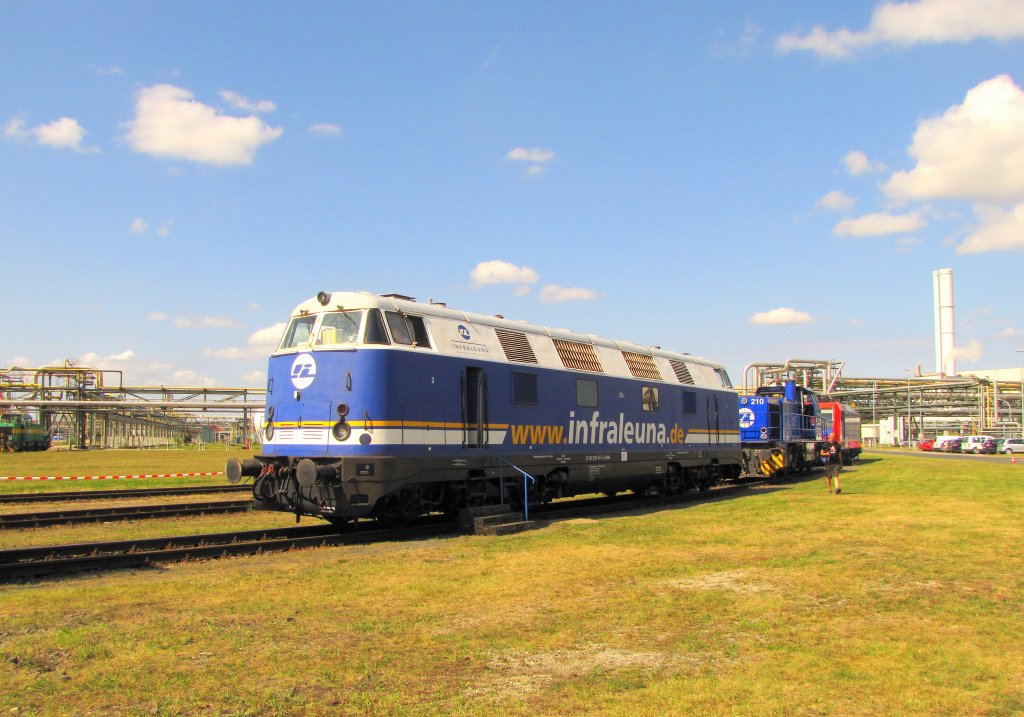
{"left": 4, "top": 1, "right": 1024, "bottom": 388}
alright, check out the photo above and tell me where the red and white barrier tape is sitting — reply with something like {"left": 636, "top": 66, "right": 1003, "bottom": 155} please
{"left": 1, "top": 472, "right": 225, "bottom": 481}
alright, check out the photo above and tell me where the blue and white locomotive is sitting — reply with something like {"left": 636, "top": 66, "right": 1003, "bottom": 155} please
{"left": 737, "top": 380, "right": 821, "bottom": 478}
{"left": 227, "top": 291, "right": 742, "bottom": 524}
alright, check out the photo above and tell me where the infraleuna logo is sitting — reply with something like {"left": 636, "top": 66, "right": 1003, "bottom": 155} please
{"left": 290, "top": 353, "right": 317, "bottom": 389}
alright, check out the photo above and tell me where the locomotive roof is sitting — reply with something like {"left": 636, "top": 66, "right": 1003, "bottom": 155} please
{"left": 288, "top": 291, "right": 732, "bottom": 386}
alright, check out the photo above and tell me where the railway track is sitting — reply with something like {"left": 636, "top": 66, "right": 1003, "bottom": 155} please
{"left": 0, "top": 499, "right": 253, "bottom": 529}
{"left": 0, "top": 480, "right": 764, "bottom": 580}
{"left": 0, "top": 521, "right": 453, "bottom": 580}
{"left": 0, "top": 484, "right": 250, "bottom": 504}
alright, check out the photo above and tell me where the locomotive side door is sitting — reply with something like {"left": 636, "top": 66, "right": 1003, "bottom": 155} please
{"left": 463, "top": 367, "right": 488, "bottom": 447}
{"left": 707, "top": 394, "right": 721, "bottom": 445}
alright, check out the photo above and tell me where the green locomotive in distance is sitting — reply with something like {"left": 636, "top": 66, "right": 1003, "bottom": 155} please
{"left": 0, "top": 412, "right": 51, "bottom": 452}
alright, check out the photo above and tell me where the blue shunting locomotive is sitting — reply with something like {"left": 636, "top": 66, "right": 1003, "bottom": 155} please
{"left": 738, "top": 380, "right": 821, "bottom": 478}
{"left": 227, "top": 291, "right": 742, "bottom": 524}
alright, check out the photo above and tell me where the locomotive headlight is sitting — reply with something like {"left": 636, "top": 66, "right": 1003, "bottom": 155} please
{"left": 317, "top": 291, "right": 331, "bottom": 306}
{"left": 336, "top": 403, "right": 350, "bottom": 418}
{"left": 332, "top": 421, "right": 351, "bottom": 442}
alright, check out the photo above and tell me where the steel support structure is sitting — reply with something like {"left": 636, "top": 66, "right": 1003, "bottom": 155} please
{"left": 1, "top": 363, "right": 265, "bottom": 449}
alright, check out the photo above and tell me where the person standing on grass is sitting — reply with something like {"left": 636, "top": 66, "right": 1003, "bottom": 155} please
{"left": 823, "top": 432, "right": 842, "bottom": 494}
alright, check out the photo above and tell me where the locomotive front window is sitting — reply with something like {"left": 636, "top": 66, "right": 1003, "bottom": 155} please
{"left": 364, "top": 309, "right": 390, "bottom": 344}
{"left": 316, "top": 310, "right": 364, "bottom": 346}
{"left": 279, "top": 315, "right": 317, "bottom": 350}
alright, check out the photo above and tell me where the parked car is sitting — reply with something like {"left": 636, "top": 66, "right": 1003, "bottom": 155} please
{"left": 935, "top": 437, "right": 962, "bottom": 453}
{"left": 918, "top": 439, "right": 935, "bottom": 451}
{"left": 994, "top": 438, "right": 1006, "bottom": 453}
{"left": 962, "top": 435, "right": 998, "bottom": 454}
{"left": 1003, "top": 438, "right": 1024, "bottom": 454}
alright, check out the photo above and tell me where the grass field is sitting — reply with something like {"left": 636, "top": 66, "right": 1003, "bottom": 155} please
{"left": 0, "top": 446, "right": 253, "bottom": 494}
{"left": 1, "top": 452, "right": 1022, "bottom": 716}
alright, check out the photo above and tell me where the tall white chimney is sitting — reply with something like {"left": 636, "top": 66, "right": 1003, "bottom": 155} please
{"left": 932, "top": 268, "right": 956, "bottom": 377}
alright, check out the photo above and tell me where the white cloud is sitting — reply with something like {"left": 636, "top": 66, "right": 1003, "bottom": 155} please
{"left": 470, "top": 260, "right": 539, "bottom": 288}
{"left": 146, "top": 312, "right": 168, "bottom": 321}
{"left": 777, "top": 0, "right": 1024, "bottom": 58}
{"left": 748, "top": 307, "right": 815, "bottom": 325}
{"left": 73, "top": 350, "right": 217, "bottom": 386}
{"left": 885, "top": 75, "right": 1024, "bottom": 203}
{"left": 894, "top": 236, "right": 922, "bottom": 253}
{"left": 197, "top": 316, "right": 241, "bottom": 328}
{"left": 843, "top": 150, "right": 887, "bottom": 176}
{"left": 538, "top": 285, "right": 599, "bottom": 303}
{"left": 997, "top": 327, "right": 1024, "bottom": 338}
{"left": 206, "top": 323, "right": 286, "bottom": 361}
{"left": 123, "top": 84, "right": 283, "bottom": 167}
{"left": 308, "top": 123, "right": 343, "bottom": 137}
{"left": 220, "top": 90, "right": 277, "bottom": 113}
{"left": 131, "top": 217, "right": 172, "bottom": 237}
{"left": 950, "top": 339, "right": 983, "bottom": 363}
{"left": 956, "top": 203, "right": 1024, "bottom": 253}
{"left": 834, "top": 211, "right": 926, "bottom": 236}
{"left": 710, "top": 20, "right": 762, "bottom": 59}
{"left": 506, "top": 147, "right": 555, "bottom": 163}
{"left": 174, "top": 315, "right": 241, "bottom": 329}
{"left": 817, "top": 190, "right": 856, "bottom": 211}
{"left": 242, "top": 369, "right": 266, "bottom": 384}
{"left": 248, "top": 323, "right": 286, "bottom": 346}
{"left": 171, "top": 369, "right": 218, "bottom": 387}
{"left": 5, "top": 116, "right": 98, "bottom": 153}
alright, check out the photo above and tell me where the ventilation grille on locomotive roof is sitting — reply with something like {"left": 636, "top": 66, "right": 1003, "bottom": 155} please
{"left": 669, "top": 359, "right": 695, "bottom": 385}
{"left": 553, "top": 339, "right": 604, "bottom": 372}
{"left": 495, "top": 329, "right": 538, "bottom": 364}
{"left": 623, "top": 351, "right": 663, "bottom": 380}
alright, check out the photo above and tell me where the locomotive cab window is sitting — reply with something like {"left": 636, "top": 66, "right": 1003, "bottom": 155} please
{"left": 385, "top": 311, "right": 433, "bottom": 349}
{"left": 642, "top": 386, "right": 660, "bottom": 412}
{"left": 576, "top": 379, "right": 598, "bottom": 408}
{"left": 364, "top": 309, "right": 389, "bottom": 345}
{"left": 715, "top": 368, "right": 733, "bottom": 388}
{"left": 315, "top": 310, "right": 363, "bottom": 346}
{"left": 279, "top": 315, "right": 317, "bottom": 350}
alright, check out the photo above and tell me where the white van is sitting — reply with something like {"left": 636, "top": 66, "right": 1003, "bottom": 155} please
{"left": 961, "top": 435, "right": 997, "bottom": 454}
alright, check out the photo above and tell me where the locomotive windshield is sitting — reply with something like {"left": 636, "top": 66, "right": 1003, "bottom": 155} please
{"left": 279, "top": 315, "right": 317, "bottom": 350}
{"left": 315, "top": 310, "right": 364, "bottom": 346}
